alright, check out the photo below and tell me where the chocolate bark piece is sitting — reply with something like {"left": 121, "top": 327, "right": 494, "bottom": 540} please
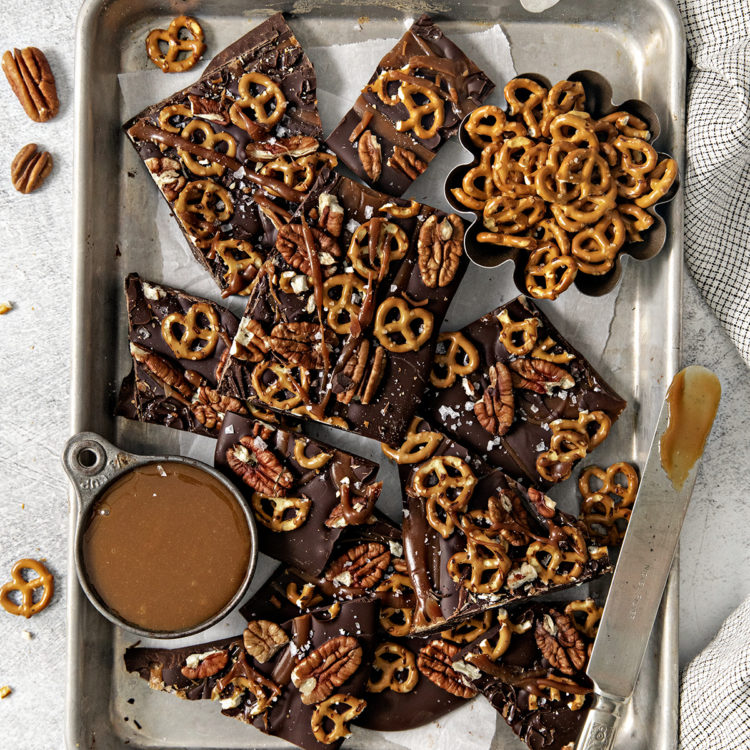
{"left": 115, "top": 273, "right": 245, "bottom": 437}
{"left": 124, "top": 13, "right": 335, "bottom": 298}
{"left": 453, "top": 602, "right": 600, "bottom": 750}
{"left": 424, "top": 296, "right": 627, "bottom": 488}
{"left": 125, "top": 597, "right": 377, "bottom": 750}
{"left": 326, "top": 14, "right": 495, "bottom": 196}
{"left": 215, "top": 411, "right": 382, "bottom": 575}
{"left": 396, "top": 421, "right": 611, "bottom": 633}
{"left": 218, "top": 169, "right": 468, "bottom": 444}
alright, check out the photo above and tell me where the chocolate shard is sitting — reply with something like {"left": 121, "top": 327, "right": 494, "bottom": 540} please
{"left": 423, "top": 295, "right": 627, "bottom": 488}
{"left": 217, "top": 169, "right": 469, "bottom": 444}
{"left": 115, "top": 272, "right": 244, "bottom": 437}
{"left": 326, "top": 14, "right": 495, "bottom": 196}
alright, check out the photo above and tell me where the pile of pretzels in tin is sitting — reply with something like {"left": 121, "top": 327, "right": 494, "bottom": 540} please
{"left": 450, "top": 76, "right": 678, "bottom": 300}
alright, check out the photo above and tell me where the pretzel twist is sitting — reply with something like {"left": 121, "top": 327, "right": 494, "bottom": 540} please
{"left": 430, "top": 331, "right": 480, "bottom": 388}
{"left": 161, "top": 302, "right": 220, "bottom": 360}
{"left": 146, "top": 16, "right": 205, "bottom": 74}
{"left": 374, "top": 297, "right": 434, "bottom": 353}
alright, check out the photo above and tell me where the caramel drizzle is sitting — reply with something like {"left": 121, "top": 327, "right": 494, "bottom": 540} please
{"left": 300, "top": 216, "right": 330, "bottom": 380}
{"left": 348, "top": 108, "right": 374, "bottom": 143}
{"left": 271, "top": 613, "right": 311, "bottom": 685}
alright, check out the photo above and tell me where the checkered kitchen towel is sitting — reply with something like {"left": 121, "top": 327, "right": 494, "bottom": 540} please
{"left": 675, "top": 0, "right": 750, "bottom": 366}
{"left": 679, "top": 594, "right": 750, "bottom": 749}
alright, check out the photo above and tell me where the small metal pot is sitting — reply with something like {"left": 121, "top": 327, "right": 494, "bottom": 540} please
{"left": 62, "top": 431, "right": 258, "bottom": 639}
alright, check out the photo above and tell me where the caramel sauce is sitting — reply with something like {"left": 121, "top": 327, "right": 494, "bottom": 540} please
{"left": 660, "top": 366, "right": 721, "bottom": 490}
{"left": 82, "top": 462, "right": 252, "bottom": 632}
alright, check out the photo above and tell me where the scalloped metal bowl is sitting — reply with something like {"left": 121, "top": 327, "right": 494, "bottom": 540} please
{"left": 445, "top": 70, "right": 680, "bottom": 297}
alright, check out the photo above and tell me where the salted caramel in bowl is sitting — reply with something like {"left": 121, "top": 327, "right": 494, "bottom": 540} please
{"left": 63, "top": 432, "right": 258, "bottom": 638}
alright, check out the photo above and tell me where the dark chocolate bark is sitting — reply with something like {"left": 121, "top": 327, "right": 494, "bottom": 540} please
{"left": 391, "top": 419, "right": 611, "bottom": 632}
{"left": 326, "top": 14, "right": 495, "bottom": 196}
{"left": 125, "top": 597, "right": 377, "bottom": 750}
{"left": 215, "top": 411, "right": 382, "bottom": 575}
{"left": 124, "top": 13, "right": 335, "bottom": 297}
{"left": 218, "top": 170, "right": 469, "bottom": 444}
{"left": 424, "top": 296, "right": 627, "bottom": 488}
{"left": 115, "top": 273, "right": 245, "bottom": 437}
{"left": 453, "top": 601, "right": 601, "bottom": 750}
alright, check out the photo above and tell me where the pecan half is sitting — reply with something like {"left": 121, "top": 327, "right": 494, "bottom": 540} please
{"left": 358, "top": 130, "right": 382, "bottom": 182}
{"left": 11, "top": 143, "right": 52, "bottom": 194}
{"left": 191, "top": 386, "right": 247, "bottom": 430}
{"left": 226, "top": 435, "right": 294, "bottom": 496}
{"left": 416, "top": 640, "right": 477, "bottom": 698}
{"left": 324, "top": 543, "right": 390, "bottom": 589}
{"left": 417, "top": 213, "right": 464, "bottom": 288}
{"left": 388, "top": 146, "right": 427, "bottom": 180}
{"left": 246, "top": 135, "right": 319, "bottom": 161}
{"left": 145, "top": 157, "right": 186, "bottom": 202}
{"left": 180, "top": 649, "right": 228, "bottom": 680}
{"left": 243, "top": 619, "right": 289, "bottom": 663}
{"left": 291, "top": 635, "right": 362, "bottom": 705}
{"left": 534, "top": 610, "right": 587, "bottom": 676}
{"left": 188, "top": 94, "right": 230, "bottom": 125}
{"left": 333, "top": 340, "right": 370, "bottom": 404}
{"left": 474, "top": 362, "right": 515, "bottom": 436}
{"left": 276, "top": 223, "right": 341, "bottom": 275}
{"left": 2, "top": 47, "right": 59, "bottom": 122}
{"left": 318, "top": 193, "right": 344, "bottom": 237}
{"left": 268, "top": 321, "right": 336, "bottom": 369}
{"left": 130, "top": 344, "right": 195, "bottom": 401}
{"left": 509, "top": 358, "right": 575, "bottom": 394}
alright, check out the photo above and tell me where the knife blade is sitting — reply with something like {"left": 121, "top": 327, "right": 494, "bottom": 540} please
{"left": 576, "top": 365, "right": 721, "bottom": 750}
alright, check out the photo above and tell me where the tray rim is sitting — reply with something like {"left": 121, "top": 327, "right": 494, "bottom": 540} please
{"left": 68, "top": 1, "right": 686, "bottom": 748}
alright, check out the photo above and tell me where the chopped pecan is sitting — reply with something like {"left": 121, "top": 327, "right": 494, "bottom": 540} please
{"left": 180, "top": 649, "right": 228, "bottom": 680}
{"left": 318, "top": 192, "right": 344, "bottom": 237}
{"left": 191, "top": 386, "right": 247, "bottom": 430}
{"left": 388, "top": 146, "right": 427, "bottom": 180}
{"left": 11, "top": 143, "right": 52, "bottom": 194}
{"left": 527, "top": 487, "right": 557, "bottom": 519}
{"left": 268, "top": 321, "right": 336, "bottom": 369}
{"left": 243, "top": 619, "right": 289, "bottom": 663}
{"left": 291, "top": 635, "right": 362, "bottom": 705}
{"left": 188, "top": 94, "right": 230, "bottom": 125}
{"left": 417, "top": 213, "right": 464, "bottom": 288}
{"left": 324, "top": 498, "right": 375, "bottom": 529}
{"left": 233, "top": 318, "right": 269, "bottom": 362}
{"left": 358, "top": 130, "right": 382, "bottom": 182}
{"left": 333, "top": 340, "right": 369, "bottom": 404}
{"left": 474, "top": 362, "right": 514, "bottom": 436}
{"left": 246, "top": 135, "right": 319, "bottom": 161}
{"left": 509, "top": 358, "right": 575, "bottom": 394}
{"left": 226, "top": 435, "right": 294, "bottom": 496}
{"left": 534, "top": 610, "right": 587, "bottom": 676}
{"left": 2, "top": 47, "right": 58, "bottom": 122}
{"left": 276, "top": 223, "right": 341, "bottom": 275}
{"left": 416, "top": 640, "right": 477, "bottom": 698}
{"left": 324, "top": 543, "right": 390, "bottom": 589}
{"left": 145, "top": 157, "right": 186, "bottom": 202}
{"left": 130, "top": 344, "right": 195, "bottom": 401}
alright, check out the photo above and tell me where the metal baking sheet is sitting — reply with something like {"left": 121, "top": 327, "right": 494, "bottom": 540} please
{"left": 69, "top": 1, "right": 685, "bottom": 748}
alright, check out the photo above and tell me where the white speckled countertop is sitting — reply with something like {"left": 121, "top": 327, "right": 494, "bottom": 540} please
{"left": 0, "top": 1, "right": 748, "bottom": 747}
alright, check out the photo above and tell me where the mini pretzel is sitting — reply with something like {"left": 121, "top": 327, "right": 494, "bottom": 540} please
{"left": 347, "top": 219, "right": 409, "bottom": 281}
{"left": 483, "top": 195, "right": 544, "bottom": 235}
{"left": 0, "top": 559, "right": 54, "bottom": 618}
{"left": 294, "top": 439, "right": 332, "bottom": 471}
{"left": 146, "top": 15, "right": 205, "bottom": 74}
{"left": 448, "top": 540, "right": 512, "bottom": 595}
{"left": 441, "top": 611, "right": 494, "bottom": 644}
{"left": 571, "top": 211, "right": 626, "bottom": 275}
{"left": 178, "top": 120, "right": 236, "bottom": 177}
{"left": 540, "top": 80, "right": 586, "bottom": 136}
{"left": 161, "top": 302, "right": 220, "bottom": 360}
{"left": 635, "top": 157, "right": 678, "bottom": 208}
{"left": 556, "top": 148, "right": 612, "bottom": 200}
{"left": 451, "top": 144, "right": 498, "bottom": 211}
{"left": 381, "top": 418, "right": 443, "bottom": 465}
{"left": 369, "top": 70, "right": 445, "bottom": 140}
{"left": 322, "top": 274, "right": 366, "bottom": 335}
{"left": 251, "top": 492, "right": 311, "bottom": 532}
{"left": 286, "top": 581, "right": 323, "bottom": 609}
{"left": 497, "top": 309, "right": 539, "bottom": 356}
{"left": 374, "top": 297, "right": 433, "bottom": 353}
{"left": 464, "top": 104, "right": 526, "bottom": 148}
{"left": 259, "top": 154, "right": 332, "bottom": 198}
{"left": 251, "top": 361, "right": 310, "bottom": 410}
{"left": 367, "top": 642, "right": 418, "bottom": 693}
{"left": 379, "top": 199, "right": 421, "bottom": 219}
{"left": 174, "top": 180, "right": 233, "bottom": 238}
{"left": 601, "top": 110, "right": 651, "bottom": 140}
{"left": 525, "top": 243, "right": 578, "bottom": 300}
{"left": 579, "top": 461, "right": 639, "bottom": 543}
{"left": 565, "top": 599, "right": 604, "bottom": 639}
{"left": 158, "top": 104, "right": 191, "bottom": 133}
{"left": 311, "top": 694, "right": 367, "bottom": 744}
{"left": 376, "top": 573, "right": 415, "bottom": 637}
{"left": 504, "top": 77, "right": 547, "bottom": 137}
{"left": 532, "top": 334, "right": 575, "bottom": 364}
{"left": 619, "top": 203, "right": 654, "bottom": 242}
{"left": 526, "top": 526, "right": 588, "bottom": 584}
{"left": 552, "top": 183, "right": 619, "bottom": 231}
{"left": 209, "top": 238, "right": 263, "bottom": 296}
{"left": 410, "top": 455, "right": 477, "bottom": 513}
{"left": 614, "top": 135, "right": 658, "bottom": 177}
{"left": 491, "top": 137, "right": 537, "bottom": 198}
{"left": 548, "top": 111, "right": 598, "bottom": 151}
{"left": 430, "top": 331, "right": 480, "bottom": 389}
{"left": 230, "top": 72, "right": 287, "bottom": 132}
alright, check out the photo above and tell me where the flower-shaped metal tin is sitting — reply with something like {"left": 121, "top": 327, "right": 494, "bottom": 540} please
{"left": 445, "top": 70, "right": 680, "bottom": 297}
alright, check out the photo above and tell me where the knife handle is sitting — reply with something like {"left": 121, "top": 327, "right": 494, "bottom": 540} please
{"left": 575, "top": 693, "right": 628, "bottom": 750}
